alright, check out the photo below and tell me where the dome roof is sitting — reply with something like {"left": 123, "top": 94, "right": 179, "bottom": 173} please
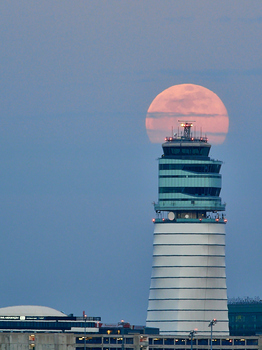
{"left": 0, "top": 305, "right": 67, "bottom": 317}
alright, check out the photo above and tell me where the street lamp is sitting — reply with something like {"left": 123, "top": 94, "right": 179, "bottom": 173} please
{"left": 119, "top": 320, "right": 125, "bottom": 350}
{"left": 188, "top": 329, "right": 197, "bottom": 350}
{"left": 83, "top": 311, "right": 87, "bottom": 350}
{"left": 208, "top": 319, "right": 217, "bottom": 350}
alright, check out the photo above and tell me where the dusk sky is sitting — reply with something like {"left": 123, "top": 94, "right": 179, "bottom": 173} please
{"left": 0, "top": 1, "right": 261, "bottom": 324}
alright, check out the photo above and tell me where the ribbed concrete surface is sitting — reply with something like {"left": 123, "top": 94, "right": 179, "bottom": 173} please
{"left": 146, "top": 222, "right": 229, "bottom": 336}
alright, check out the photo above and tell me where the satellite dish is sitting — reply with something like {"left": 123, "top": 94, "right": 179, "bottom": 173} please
{"left": 168, "top": 212, "right": 175, "bottom": 221}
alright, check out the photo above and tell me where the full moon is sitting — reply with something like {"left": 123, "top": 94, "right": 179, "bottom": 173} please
{"left": 146, "top": 84, "right": 229, "bottom": 144}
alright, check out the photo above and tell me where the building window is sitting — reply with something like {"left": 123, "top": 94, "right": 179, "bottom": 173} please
{"left": 153, "top": 338, "right": 163, "bottom": 345}
{"left": 186, "top": 339, "right": 196, "bottom": 345}
{"left": 246, "top": 339, "right": 258, "bottom": 345}
{"left": 76, "top": 348, "right": 101, "bottom": 350}
{"left": 164, "top": 338, "right": 174, "bottom": 345}
{"left": 221, "top": 339, "right": 233, "bottom": 345}
{"left": 76, "top": 337, "right": 102, "bottom": 344}
{"left": 198, "top": 339, "right": 208, "bottom": 345}
{"left": 126, "top": 338, "right": 133, "bottom": 344}
{"left": 234, "top": 339, "right": 245, "bottom": 345}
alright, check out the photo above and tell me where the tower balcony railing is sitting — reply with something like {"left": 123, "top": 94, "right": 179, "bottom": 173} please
{"left": 153, "top": 217, "right": 227, "bottom": 224}
{"left": 154, "top": 203, "right": 226, "bottom": 212}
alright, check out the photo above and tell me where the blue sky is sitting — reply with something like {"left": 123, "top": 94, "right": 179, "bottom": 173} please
{"left": 0, "top": 1, "right": 261, "bottom": 324}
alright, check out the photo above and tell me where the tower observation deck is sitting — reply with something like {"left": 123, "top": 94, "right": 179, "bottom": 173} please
{"left": 146, "top": 122, "right": 229, "bottom": 336}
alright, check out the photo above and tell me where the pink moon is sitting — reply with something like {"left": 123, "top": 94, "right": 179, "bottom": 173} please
{"left": 146, "top": 84, "right": 229, "bottom": 144}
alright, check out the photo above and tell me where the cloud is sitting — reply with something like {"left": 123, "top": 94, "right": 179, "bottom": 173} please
{"left": 158, "top": 68, "right": 262, "bottom": 81}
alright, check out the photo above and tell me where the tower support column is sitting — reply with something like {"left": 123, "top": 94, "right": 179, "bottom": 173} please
{"left": 146, "top": 222, "right": 229, "bottom": 336}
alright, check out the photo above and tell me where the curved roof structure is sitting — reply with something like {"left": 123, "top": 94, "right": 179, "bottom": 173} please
{"left": 0, "top": 305, "right": 67, "bottom": 317}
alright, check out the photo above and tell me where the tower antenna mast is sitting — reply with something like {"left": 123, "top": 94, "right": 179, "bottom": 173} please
{"left": 178, "top": 120, "right": 196, "bottom": 139}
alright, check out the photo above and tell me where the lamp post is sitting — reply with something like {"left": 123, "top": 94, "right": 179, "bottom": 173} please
{"left": 208, "top": 319, "right": 217, "bottom": 350}
{"left": 83, "top": 311, "right": 87, "bottom": 350}
{"left": 120, "top": 320, "right": 125, "bottom": 350}
{"left": 189, "top": 329, "right": 197, "bottom": 350}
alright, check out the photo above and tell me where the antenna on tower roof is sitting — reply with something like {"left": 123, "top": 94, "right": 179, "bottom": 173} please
{"left": 178, "top": 120, "right": 196, "bottom": 139}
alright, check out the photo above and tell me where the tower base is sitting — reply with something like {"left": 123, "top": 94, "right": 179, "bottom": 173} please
{"left": 146, "top": 222, "right": 229, "bottom": 336}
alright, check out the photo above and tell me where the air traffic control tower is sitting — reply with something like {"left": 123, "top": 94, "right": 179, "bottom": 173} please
{"left": 146, "top": 122, "right": 229, "bottom": 336}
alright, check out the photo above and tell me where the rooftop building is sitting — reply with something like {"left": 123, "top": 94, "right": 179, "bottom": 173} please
{"left": 0, "top": 304, "right": 261, "bottom": 350}
{"left": 228, "top": 299, "right": 262, "bottom": 336}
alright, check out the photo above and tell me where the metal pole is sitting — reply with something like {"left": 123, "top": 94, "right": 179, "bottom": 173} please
{"left": 121, "top": 321, "right": 124, "bottom": 350}
{"left": 84, "top": 313, "right": 87, "bottom": 350}
{"left": 208, "top": 319, "right": 217, "bottom": 350}
{"left": 189, "top": 329, "right": 197, "bottom": 350}
{"left": 210, "top": 323, "right": 213, "bottom": 350}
